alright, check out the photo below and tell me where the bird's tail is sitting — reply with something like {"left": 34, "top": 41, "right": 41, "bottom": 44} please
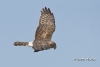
{"left": 14, "top": 41, "right": 29, "bottom": 46}
{"left": 14, "top": 41, "right": 33, "bottom": 47}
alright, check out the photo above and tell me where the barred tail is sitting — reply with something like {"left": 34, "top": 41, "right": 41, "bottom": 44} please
{"left": 14, "top": 41, "right": 28, "bottom": 46}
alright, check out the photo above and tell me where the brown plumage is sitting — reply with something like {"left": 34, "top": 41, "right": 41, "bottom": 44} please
{"left": 14, "top": 7, "right": 56, "bottom": 52}
{"left": 14, "top": 41, "right": 28, "bottom": 46}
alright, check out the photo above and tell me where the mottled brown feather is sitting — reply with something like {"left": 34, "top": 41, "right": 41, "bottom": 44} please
{"left": 35, "top": 7, "right": 55, "bottom": 40}
{"left": 14, "top": 41, "right": 28, "bottom": 46}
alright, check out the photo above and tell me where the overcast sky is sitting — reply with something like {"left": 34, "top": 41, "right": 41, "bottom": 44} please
{"left": 0, "top": 0, "right": 100, "bottom": 67}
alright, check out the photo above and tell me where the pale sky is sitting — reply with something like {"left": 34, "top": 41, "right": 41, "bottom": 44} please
{"left": 0, "top": 0, "right": 100, "bottom": 67}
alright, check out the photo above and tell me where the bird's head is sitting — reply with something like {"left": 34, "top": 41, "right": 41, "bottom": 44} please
{"left": 49, "top": 41, "right": 56, "bottom": 50}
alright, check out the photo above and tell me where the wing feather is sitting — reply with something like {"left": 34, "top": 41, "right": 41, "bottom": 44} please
{"left": 35, "top": 7, "right": 55, "bottom": 40}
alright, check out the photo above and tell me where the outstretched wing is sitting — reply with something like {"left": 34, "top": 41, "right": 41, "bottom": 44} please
{"left": 35, "top": 7, "right": 55, "bottom": 40}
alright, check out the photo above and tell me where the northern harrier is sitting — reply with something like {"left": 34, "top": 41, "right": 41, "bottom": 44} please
{"left": 14, "top": 7, "right": 56, "bottom": 52}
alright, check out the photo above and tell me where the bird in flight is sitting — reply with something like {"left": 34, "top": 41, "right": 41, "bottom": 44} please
{"left": 14, "top": 7, "right": 56, "bottom": 52}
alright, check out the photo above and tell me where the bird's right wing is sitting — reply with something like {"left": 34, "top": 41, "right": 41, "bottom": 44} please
{"left": 35, "top": 7, "right": 55, "bottom": 40}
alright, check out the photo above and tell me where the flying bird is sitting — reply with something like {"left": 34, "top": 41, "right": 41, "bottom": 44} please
{"left": 14, "top": 7, "right": 56, "bottom": 52}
